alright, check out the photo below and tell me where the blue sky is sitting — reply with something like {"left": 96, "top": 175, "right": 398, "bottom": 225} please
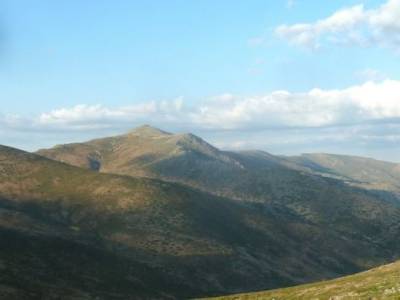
{"left": 1, "top": 0, "right": 400, "bottom": 161}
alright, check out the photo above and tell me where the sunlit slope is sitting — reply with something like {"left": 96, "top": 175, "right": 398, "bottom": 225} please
{"left": 36, "top": 125, "right": 400, "bottom": 206}
{"left": 38, "top": 125, "right": 314, "bottom": 203}
{"left": 205, "top": 260, "right": 400, "bottom": 300}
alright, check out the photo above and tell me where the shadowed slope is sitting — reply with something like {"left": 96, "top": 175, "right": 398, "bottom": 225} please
{"left": 1, "top": 145, "right": 273, "bottom": 298}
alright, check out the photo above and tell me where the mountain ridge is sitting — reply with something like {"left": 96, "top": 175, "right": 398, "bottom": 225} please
{"left": 3, "top": 126, "right": 400, "bottom": 298}
{"left": 4, "top": 142, "right": 400, "bottom": 298}
{"left": 36, "top": 125, "right": 400, "bottom": 204}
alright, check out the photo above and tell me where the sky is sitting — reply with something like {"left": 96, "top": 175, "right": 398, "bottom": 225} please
{"left": 1, "top": 0, "right": 400, "bottom": 161}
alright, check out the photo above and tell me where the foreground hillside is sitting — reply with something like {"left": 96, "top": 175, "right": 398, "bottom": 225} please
{"left": 206, "top": 260, "right": 400, "bottom": 299}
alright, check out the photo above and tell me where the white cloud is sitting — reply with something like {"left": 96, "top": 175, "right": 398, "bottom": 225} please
{"left": 275, "top": 0, "right": 400, "bottom": 50}
{"left": 2, "top": 80, "right": 400, "bottom": 160}
{"left": 193, "top": 80, "right": 400, "bottom": 129}
{"left": 208, "top": 122, "right": 400, "bottom": 162}
{"left": 36, "top": 98, "right": 185, "bottom": 130}
{"left": 2, "top": 80, "right": 400, "bottom": 132}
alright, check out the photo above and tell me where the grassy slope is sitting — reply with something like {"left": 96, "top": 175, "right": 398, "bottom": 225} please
{"left": 36, "top": 126, "right": 400, "bottom": 206}
{"left": 205, "top": 260, "right": 400, "bottom": 300}
{"left": 33, "top": 127, "right": 400, "bottom": 295}
{"left": 35, "top": 127, "right": 400, "bottom": 247}
{"left": 1, "top": 144, "right": 268, "bottom": 298}
{"left": 1, "top": 144, "right": 398, "bottom": 298}
{"left": 6, "top": 144, "right": 385, "bottom": 298}
{"left": 1, "top": 144, "right": 220, "bottom": 299}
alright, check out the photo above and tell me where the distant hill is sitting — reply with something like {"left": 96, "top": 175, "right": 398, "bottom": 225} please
{"left": 205, "top": 260, "right": 400, "bottom": 299}
{"left": 286, "top": 153, "right": 400, "bottom": 199}
{"left": 2, "top": 126, "right": 400, "bottom": 298}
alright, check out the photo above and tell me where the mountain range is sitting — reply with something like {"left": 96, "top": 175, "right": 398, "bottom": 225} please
{"left": 1, "top": 125, "right": 400, "bottom": 299}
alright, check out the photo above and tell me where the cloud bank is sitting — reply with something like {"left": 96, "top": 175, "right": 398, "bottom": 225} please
{"left": 3, "top": 79, "right": 397, "bottom": 131}
{"left": 2, "top": 79, "right": 400, "bottom": 161}
{"left": 275, "top": 0, "right": 400, "bottom": 50}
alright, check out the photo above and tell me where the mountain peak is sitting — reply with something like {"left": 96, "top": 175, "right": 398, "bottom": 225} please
{"left": 176, "top": 132, "right": 203, "bottom": 143}
{"left": 171, "top": 132, "right": 226, "bottom": 160}
{"left": 127, "top": 125, "right": 171, "bottom": 137}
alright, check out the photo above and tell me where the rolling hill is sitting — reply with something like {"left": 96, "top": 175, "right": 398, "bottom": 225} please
{"left": 204, "top": 260, "right": 400, "bottom": 299}
{"left": 286, "top": 153, "right": 400, "bottom": 200}
{"left": 2, "top": 126, "right": 400, "bottom": 298}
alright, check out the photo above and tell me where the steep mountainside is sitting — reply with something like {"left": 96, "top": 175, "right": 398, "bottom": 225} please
{"left": 2, "top": 143, "right": 400, "bottom": 298}
{"left": 206, "top": 260, "right": 400, "bottom": 300}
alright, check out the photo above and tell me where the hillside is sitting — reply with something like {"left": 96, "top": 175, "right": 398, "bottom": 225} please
{"left": 2, "top": 144, "right": 290, "bottom": 298}
{"left": 9, "top": 144, "right": 400, "bottom": 298}
{"left": 36, "top": 125, "right": 241, "bottom": 192}
{"left": 2, "top": 144, "right": 400, "bottom": 298}
{"left": 286, "top": 153, "right": 400, "bottom": 199}
{"left": 13, "top": 124, "right": 400, "bottom": 298}
{"left": 205, "top": 260, "right": 400, "bottom": 299}
{"left": 36, "top": 125, "right": 400, "bottom": 205}
{"left": 29, "top": 126, "right": 400, "bottom": 296}
{"left": 36, "top": 126, "right": 400, "bottom": 236}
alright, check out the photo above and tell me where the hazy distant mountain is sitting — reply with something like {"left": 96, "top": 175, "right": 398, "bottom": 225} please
{"left": 287, "top": 153, "right": 400, "bottom": 198}
{"left": 206, "top": 260, "right": 400, "bottom": 299}
{"left": 2, "top": 126, "right": 400, "bottom": 298}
